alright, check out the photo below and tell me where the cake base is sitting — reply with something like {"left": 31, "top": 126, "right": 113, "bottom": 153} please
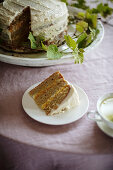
{"left": 0, "top": 31, "right": 66, "bottom": 53}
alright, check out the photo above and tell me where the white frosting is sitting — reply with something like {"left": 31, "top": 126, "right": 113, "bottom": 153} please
{"left": 2, "top": 0, "right": 68, "bottom": 41}
{"left": 49, "top": 84, "right": 79, "bottom": 115}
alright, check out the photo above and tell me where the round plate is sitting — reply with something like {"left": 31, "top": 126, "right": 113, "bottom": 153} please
{"left": 0, "top": 20, "right": 104, "bottom": 67}
{"left": 22, "top": 83, "right": 89, "bottom": 125}
{"left": 96, "top": 114, "right": 113, "bottom": 138}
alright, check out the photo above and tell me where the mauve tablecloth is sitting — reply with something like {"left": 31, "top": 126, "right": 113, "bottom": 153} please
{"left": 0, "top": 23, "right": 113, "bottom": 154}
{"left": 0, "top": 135, "right": 113, "bottom": 170}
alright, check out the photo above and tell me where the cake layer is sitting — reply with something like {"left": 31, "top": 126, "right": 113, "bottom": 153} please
{"left": 29, "top": 71, "right": 72, "bottom": 115}
{"left": 42, "top": 85, "right": 70, "bottom": 115}
{"left": 9, "top": 6, "right": 31, "bottom": 46}
{"left": 0, "top": 6, "right": 31, "bottom": 46}
{"left": 29, "top": 72, "right": 63, "bottom": 97}
{"left": 34, "top": 81, "right": 68, "bottom": 108}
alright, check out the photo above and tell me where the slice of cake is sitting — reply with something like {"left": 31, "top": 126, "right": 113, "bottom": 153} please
{"left": 29, "top": 71, "right": 79, "bottom": 115}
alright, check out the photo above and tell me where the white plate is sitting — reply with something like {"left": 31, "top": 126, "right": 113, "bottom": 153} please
{"left": 0, "top": 20, "right": 104, "bottom": 67}
{"left": 22, "top": 83, "right": 89, "bottom": 125}
{"left": 96, "top": 114, "right": 113, "bottom": 138}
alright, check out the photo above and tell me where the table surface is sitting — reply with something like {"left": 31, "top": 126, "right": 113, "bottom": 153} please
{"left": 0, "top": 23, "right": 113, "bottom": 154}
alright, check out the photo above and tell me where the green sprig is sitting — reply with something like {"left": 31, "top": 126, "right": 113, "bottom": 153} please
{"left": 28, "top": 32, "right": 37, "bottom": 49}
{"left": 64, "top": 35, "right": 84, "bottom": 64}
{"left": 41, "top": 42, "right": 63, "bottom": 60}
{"left": 90, "top": 3, "right": 113, "bottom": 18}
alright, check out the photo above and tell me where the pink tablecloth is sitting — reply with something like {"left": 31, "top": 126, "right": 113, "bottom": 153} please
{"left": 0, "top": 23, "right": 113, "bottom": 154}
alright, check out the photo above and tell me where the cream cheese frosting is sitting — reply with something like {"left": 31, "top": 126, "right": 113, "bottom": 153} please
{"left": 2, "top": 0, "right": 68, "bottom": 41}
{"left": 49, "top": 84, "right": 79, "bottom": 115}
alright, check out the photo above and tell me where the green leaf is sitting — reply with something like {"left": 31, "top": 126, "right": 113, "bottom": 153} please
{"left": 91, "top": 8, "right": 99, "bottom": 14}
{"left": 41, "top": 42, "right": 48, "bottom": 51}
{"left": 28, "top": 32, "right": 37, "bottom": 49}
{"left": 77, "top": 32, "right": 87, "bottom": 48}
{"left": 76, "top": 21, "right": 88, "bottom": 33}
{"left": 88, "top": 3, "right": 113, "bottom": 18}
{"left": 85, "top": 27, "right": 99, "bottom": 46}
{"left": 91, "top": 14, "right": 97, "bottom": 29}
{"left": 97, "top": 3, "right": 113, "bottom": 18}
{"left": 79, "top": 48, "right": 84, "bottom": 53}
{"left": 85, "top": 34, "right": 92, "bottom": 46}
{"left": 78, "top": 52, "right": 84, "bottom": 64}
{"left": 71, "top": 0, "right": 89, "bottom": 10}
{"left": 47, "top": 45, "right": 63, "bottom": 60}
{"left": 85, "top": 12, "right": 97, "bottom": 29}
{"left": 89, "top": 27, "right": 99, "bottom": 38}
{"left": 73, "top": 49, "right": 84, "bottom": 64}
{"left": 76, "top": 25, "right": 84, "bottom": 33}
{"left": 64, "top": 34, "right": 84, "bottom": 64}
{"left": 77, "top": 12, "right": 85, "bottom": 19}
{"left": 64, "top": 35, "right": 77, "bottom": 51}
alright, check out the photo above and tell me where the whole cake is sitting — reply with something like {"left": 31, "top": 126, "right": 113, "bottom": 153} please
{"left": 0, "top": 0, "right": 68, "bottom": 52}
{"left": 29, "top": 71, "right": 79, "bottom": 115}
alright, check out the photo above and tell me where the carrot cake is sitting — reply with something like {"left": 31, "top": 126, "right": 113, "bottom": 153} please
{"left": 0, "top": 0, "right": 68, "bottom": 52}
{"left": 29, "top": 71, "right": 79, "bottom": 115}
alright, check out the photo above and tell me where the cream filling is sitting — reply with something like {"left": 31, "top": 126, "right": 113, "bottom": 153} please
{"left": 49, "top": 84, "right": 79, "bottom": 115}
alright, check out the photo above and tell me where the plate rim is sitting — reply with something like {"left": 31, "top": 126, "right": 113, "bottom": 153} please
{"left": 0, "top": 20, "right": 104, "bottom": 67}
{"left": 22, "top": 82, "right": 89, "bottom": 125}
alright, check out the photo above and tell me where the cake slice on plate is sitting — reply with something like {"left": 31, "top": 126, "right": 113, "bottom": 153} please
{"left": 29, "top": 71, "right": 79, "bottom": 115}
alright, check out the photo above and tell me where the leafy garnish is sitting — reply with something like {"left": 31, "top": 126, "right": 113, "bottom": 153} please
{"left": 71, "top": 0, "right": 89, "bottom": 10}
{"left": 47, "top": 45, "right": 63, "bottom": 60}
{"left": 41, "top": 35, "right": 84, "bottom": 63}
{"left": 73, "top": 48, "right": 84, "bottom": 64}
{"left": 91, "top": 3, "right": 113, "bottom": 18}
{"left": 86, "top": 27, "right": 99, "bottom": 46}
{"left": 64, "top": 35, "right": 77, "bottom": 51}
{"left": 77, "top": 12, "right": 85, "bottom": 20}
{"left": 64, "top": 0, "right": 113, "bottom": 18}
{"left": 41, "top": 41, "right": 48, "bottom": 51}
{"left": 85, "top": 12, "right": 97, "bottom": 29}
{"left": 64, "top": 35, "right": 84, "bottom": 64}
{"left": 76, "top": 21, "right": 88, "bottom": 33}
{"left": 28, "top": 32, "right": 37, "bottom": 49}
{"left": 41, "top": 42, "right": 62, "bottom": 60}
{"left": 77, "top": 32, "right": 87, "bottom": 48}
{"left": 28, "top": 8, "right": 100, "bottom": 64}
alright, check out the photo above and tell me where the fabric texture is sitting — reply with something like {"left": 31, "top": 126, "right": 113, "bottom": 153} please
{"left": 0, "top": 135, "right": 113, "bottom": 170}
{"left": 0, "top": 23, "right": 113, "bottom": 154}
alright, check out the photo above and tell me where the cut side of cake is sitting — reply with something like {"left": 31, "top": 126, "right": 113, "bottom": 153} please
{"left": 29, "top": 71, "right": 79, "bottom": 115}
{"left": 0, "top": 0, "right": 68, "bottom": 53}
{"left": 0, "top": 5, "right": 31, "bottom": 52}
